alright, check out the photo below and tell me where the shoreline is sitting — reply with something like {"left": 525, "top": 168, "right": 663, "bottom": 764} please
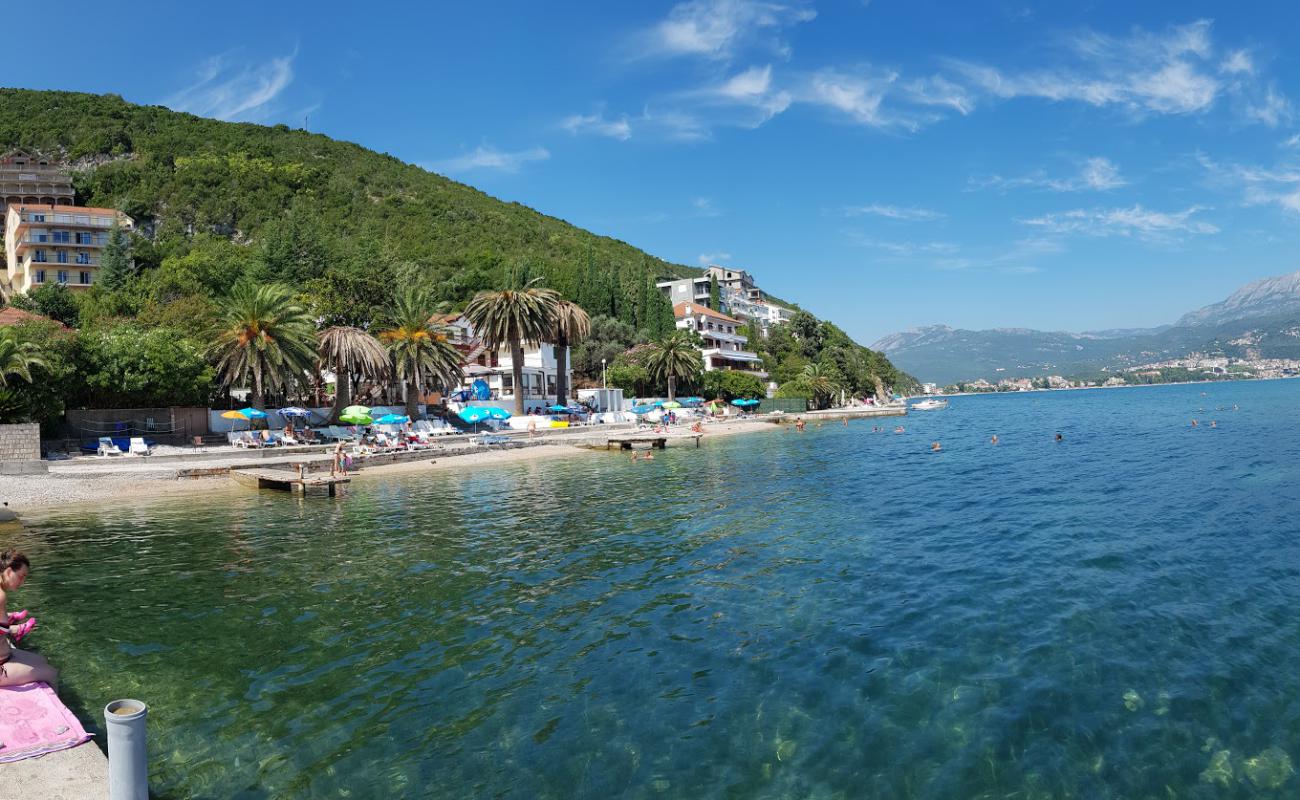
{"left": 8, "top": 418, "right": 781, "bottom": 517}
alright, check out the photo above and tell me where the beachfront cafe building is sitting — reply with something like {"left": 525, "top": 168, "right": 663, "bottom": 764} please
{"left": 431, "top": 313, "right": 572, "bottom": 411}
{"left": 673, "top": 302, "right": 768, "bottom": 377}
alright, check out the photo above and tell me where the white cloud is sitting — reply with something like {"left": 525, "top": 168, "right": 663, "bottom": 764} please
{"left": 698, "top": 252, "right": 732, "bottom": 264}
{"left": 560, "top": 112, "right": 632, "bottom": 140}
{"left": 1221, "top": 49, "right": 1254, "bottom": 75}
{"left": 844, "top": 203, "right": 945, "bottom": 221}
{"left": 643, "top": 0, "right": 816, "bottom": 60}
{"left": 692, "top": 196, "right": 722, "bottom": 217}
{"left": 431, "top": 145, "right": 550, "bottom": 174}
{"left": 166, "top": 52, "right": 295, "bottom": 121}
{"left": 973, "top": 156, "right": 1127, "bottom": 192}
{"left": 1019, "top": 205, "right": 1219, "bottom": 238}
{"left": 1198, "top": 151, "right": 1300, "bottom": 213}
{"left": 1245, "top": 85, "right": 1292, "bottom": 127}
{"left": 849, "top": 237, "right": 960, "bottom": 256}
{"left": 1283, "top": 134, "right": 1300, "bottom": 148}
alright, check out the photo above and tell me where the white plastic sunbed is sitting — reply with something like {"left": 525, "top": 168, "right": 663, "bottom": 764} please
{"left": 128, "top": 437, "right": 152, "bottom": 456}
{"left": 97, "top": 437, "right": 124, "bottom": 457}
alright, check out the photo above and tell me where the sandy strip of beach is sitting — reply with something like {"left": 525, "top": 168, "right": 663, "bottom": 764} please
{"left": 7, "top": 418, "right": 782, "bottom": 514}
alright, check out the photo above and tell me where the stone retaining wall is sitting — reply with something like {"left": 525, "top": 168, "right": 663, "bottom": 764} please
{"left": 0, "top": 422, "right": 46, "bottom": 474}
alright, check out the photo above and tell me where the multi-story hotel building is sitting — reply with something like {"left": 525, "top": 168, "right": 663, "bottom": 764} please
{"left": 3, "top": 204, "right": 134, "bottom": 295}
{"left": 673, "top": 302, "right": 768, "bottom": 377}
{"left": 0, "top": 150, "right": 75, "bottom": 218}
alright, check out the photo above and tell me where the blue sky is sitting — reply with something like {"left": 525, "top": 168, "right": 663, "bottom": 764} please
{"left": 12, "top": 2, "right": 1300, "bottom": 343}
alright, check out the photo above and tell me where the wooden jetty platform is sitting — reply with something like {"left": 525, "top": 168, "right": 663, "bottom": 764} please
{"left": 231, "top": 467, "right": 350, "bottom": 496}
{"left": 604, "top": 433, "right": 702, "bottom": 450}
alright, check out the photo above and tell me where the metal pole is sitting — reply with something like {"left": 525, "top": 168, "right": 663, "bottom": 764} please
{"left": 105, "top": 699, "right": 149, "bottom": 800}
{"left": 602, "top": 359, "right": 607, "bottom": 389}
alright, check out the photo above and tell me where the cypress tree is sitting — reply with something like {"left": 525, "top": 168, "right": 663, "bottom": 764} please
{"left": 98, "top": 220, "right": 133, "bottom": 290}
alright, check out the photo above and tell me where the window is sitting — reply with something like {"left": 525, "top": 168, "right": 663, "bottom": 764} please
{"left": 80, "top": 271, "right": 91, "bottom": 285}
{"left": 33, "top": 250, "right": 46, "bottom": 263}
{"left": 76, "top": 232, "right": 92, "bottom": 245}
{"left": 547, "top": 375, "right": 556, "bottom": 397}
{"left": 34, "top": 270, "right": 45, "bottom": 284}
{"left": 56, "top": 270, "right": 69, "bottom": 284}
{"left": 30, "top": 213, "right": 44, "bottom": 222}
{"left": 76, "top": 252, "right": 89, "bottom": 264}
{"left": 56, "top": 250, "right": 68, "bottom": 264}
{"left": 52, "top": 231, "right": 70, "bottom": 243}
{"left": 501, "top": 374, "right": 513, "bottom": 395}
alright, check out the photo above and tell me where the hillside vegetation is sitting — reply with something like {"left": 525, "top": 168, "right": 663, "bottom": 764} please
{"left": 0, "top": 89, "right": 914, "bottom": 423}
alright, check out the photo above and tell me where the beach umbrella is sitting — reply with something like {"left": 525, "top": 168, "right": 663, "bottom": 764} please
{"left": 630, "top": 405, "right": 655, "bottom": 415}
{"left": 547, "top": 404, "right": 569, "bottom": 412}
{"left": 340, "top": 405, "right": 373, "bottom": 425}
{"left": 220, "top": 410, "right": 247, "bottom": 419}
{"left": 238, "top": 407, "right": 268, "bottom": 419}
{"left": 565, "top": 405, "right": 586, "bottom": 414}
{"left": 730, "top": 399, "right": 748, "bottom": 407}
{"left": 341, "top": 405, "right": 371, "bottom": 417}
{"left": 458, "top": 407, "right": 491, "bottom": 424}
{"left": 279, "top": 407, "right": 312, "bottom": 417}
{"left": 374, "top": 413, "right": 409, "bottom": 425}
{"left": 484, "top": 407, "right": 512, "bottom": 420}
{"left": 661, "top": 401, "right": 682, "bottom": 409}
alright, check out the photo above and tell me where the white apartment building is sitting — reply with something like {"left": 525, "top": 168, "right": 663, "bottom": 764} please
{"left": 674, "top": 302, "right": 767, "bottom": 377}
{"left": 431, "top": 313, "right": 572, "bottom": 409}
{"left": 656, "top": 276, "right": 714, "bottom": 308}
{"left": 4, "top": 204, "right": 133, "bottom": 295}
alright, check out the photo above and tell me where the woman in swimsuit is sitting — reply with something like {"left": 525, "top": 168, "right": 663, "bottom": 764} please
{"left": 0, "top": 551, "right": 57, "bottom": 689}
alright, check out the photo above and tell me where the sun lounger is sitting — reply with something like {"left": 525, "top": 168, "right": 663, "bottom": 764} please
{"left": 128, "top": 437, "right": 152, "bottom": 456}
{"left": 97, "top": 437, "right": 124, "bottom": 456}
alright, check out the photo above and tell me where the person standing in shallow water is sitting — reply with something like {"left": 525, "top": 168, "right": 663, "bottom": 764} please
{"left": 0, "top": 551, "right": 57, "bottom": 689}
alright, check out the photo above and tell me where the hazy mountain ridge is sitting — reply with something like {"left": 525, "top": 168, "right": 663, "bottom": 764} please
{"left": 874, "top": 269, "right": 1300, "bottom": 383}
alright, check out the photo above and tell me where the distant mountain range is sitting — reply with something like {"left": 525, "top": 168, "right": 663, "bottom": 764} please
{"left": 872, "top": 270, "right": 1300, "bottom": 384}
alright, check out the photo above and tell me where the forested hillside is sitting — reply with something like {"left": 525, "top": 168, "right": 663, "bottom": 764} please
{"left": 0, "top": 89, "right": 914, "bottom": 422}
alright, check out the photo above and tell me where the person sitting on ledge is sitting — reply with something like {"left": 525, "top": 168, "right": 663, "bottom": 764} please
{"left": 0, "top": 550, "right": 56, "bottom": 690}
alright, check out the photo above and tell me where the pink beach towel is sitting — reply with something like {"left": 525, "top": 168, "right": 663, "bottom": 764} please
{"left": 0, "top": 682, "right": 92, "bottom": 763}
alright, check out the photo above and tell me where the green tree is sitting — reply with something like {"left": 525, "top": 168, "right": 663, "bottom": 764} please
{"left": 571, "top": 315, "right": 639, "bottom": 381}
{"left": 0, "top": 328, "right": 47, "bottom": 386}
{"left": 98, "top": 220, "right": 133, "bottom": 290}
{"left": 319, "top": 325, "right": 390, "bottom": 423}
{"left": 12, "top": 283, "right": 79, "bottom": 327}
{"left": 76, "top": 325, "right": 213, "bottom": 407}
{"left": 702, "top": 369, "right": 765, "bottom": 401}
{"left": 464, "top": 285, "right": 560, "bottom": 414}
{"left": 379, "top": 290, "right": 464, "bottom": 420}
{"left": 210, "top": 283, "right": 317, "bottom": 408}
{"left": 644, "top": 331, "right": 703, "bottom": 401}
{"left": 550, "top": 299, "right": 590, "bottom": 405}
{"left": 605, "top": 362, "right": 651, "bottom": 397}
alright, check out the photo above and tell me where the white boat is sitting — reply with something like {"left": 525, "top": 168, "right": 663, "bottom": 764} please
{"left": 910, "top": 398, "right": 949, "bottom": 411}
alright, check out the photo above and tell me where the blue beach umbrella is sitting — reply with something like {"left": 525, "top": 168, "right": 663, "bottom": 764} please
{"left": 375, "top": 413, "right": 409, "bottom": 425}
{"left": 547, "top": 404, "right": 569, "bottom": 412}
{"left": 279, "top": 407, "right": 311, "bottom": 417}
{"left": 730, "top": 399, "right": 747, "bottom": 407}
{"left": 485, "top": 407, "right": 512, "bottom": 420}
{"left": 239, "top": 407, "right": 268, "bottom": 419}
{"left": 630, "top": 405, "right": 655, "bottom": 415}
{"left": 458, "top": 407, "right": 491, "bottom": 424}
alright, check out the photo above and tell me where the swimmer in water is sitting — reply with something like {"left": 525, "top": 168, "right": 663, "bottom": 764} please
{"left": 1055, "top": 433, "right": 1063, "bottom": 442}
{"left": 894, "top": 426, "right": 905, "bottom": 434}
{"left": 1210, "top": 420, "right": 1217, "bottom": 428}
{"left": 931, "top": 441, "right": 942, "bottom": 452}
{"left": 990, "top": 434, "right": 999, "bottom": 445}
{"left": 1191, "top": 419, "right": 1198, "bottom": 427}
{"left": 642, "top": 452, "right": 655, "bottom": 460}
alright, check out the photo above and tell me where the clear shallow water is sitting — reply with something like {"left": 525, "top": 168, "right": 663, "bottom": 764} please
{"left": 13, "top": 381, "right": 1300, "bottom": 798}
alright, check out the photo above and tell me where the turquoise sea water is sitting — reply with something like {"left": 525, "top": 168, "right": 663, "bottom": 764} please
{"left": 12, "top": 380, "right": 1300, "bottom": 798}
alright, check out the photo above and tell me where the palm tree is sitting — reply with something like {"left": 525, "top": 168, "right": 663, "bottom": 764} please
{"left": 801, "top": 363, "right": 841, "bottom": 410}
{"left": 380, "top": 290, "right": 465, "bottom": 420}
{"left": 319, "top": 326, "right": 390, "bottom": 423}
{"left": 644, "top": 332, "right": 703, "bottom": 401}
{"left": 211, "top": 284, "right": 317, "bottom": 409}
{"left": 463, "top": 285, "right": 560, "bottom": 415}
{"left": 550, "top": 300, "right": 590, "bottom": 406}
{"left": 0, "top": 330, "right": 46, "bottom": 387}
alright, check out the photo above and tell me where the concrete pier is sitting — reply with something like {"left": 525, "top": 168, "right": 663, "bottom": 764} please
{"left": 0, "top": 739, "right": 107, "bottom": 798}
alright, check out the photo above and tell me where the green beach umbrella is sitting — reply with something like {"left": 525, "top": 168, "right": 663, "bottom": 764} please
{"left": 340, "top": 405, "right": 373, "bottom": 425}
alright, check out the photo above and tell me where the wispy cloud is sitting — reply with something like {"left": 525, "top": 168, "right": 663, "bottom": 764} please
{"left": 692, "top": 196, "right": 722, "bottom": 217}
{"left": 166, "top": 51, "right": 296, "bottom": 121}
{"left": 972, "top": 156, "right": 1127, "bottom": 192}
{"left": 638, "top": 0, "right": 816, "bottom": 61}
{"left": 847, "top": 236, "right": 960, "bottom": 256}
{"left": 431, "top": 145, "right": 550, "bottom": 174}
{"left": 1198, "top": 151, "right": 1300, "bottom": 213}
{"left": 1019, "top": 205, "right": 1218, "bottom": 239}
{"left": 947, "top": 20, "right": 1287, "bottom": 125}
{"left": 844, "top": 203, "right": 945, "bottom": 221}
{"left": 848, "top": 233, "right": 1059, "bottom": 273}
{"left": 698, "top": 251, "right": 733, "bottom": 264}
{"left": 560, "top": 111, "right": 632, "bottom": 140}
